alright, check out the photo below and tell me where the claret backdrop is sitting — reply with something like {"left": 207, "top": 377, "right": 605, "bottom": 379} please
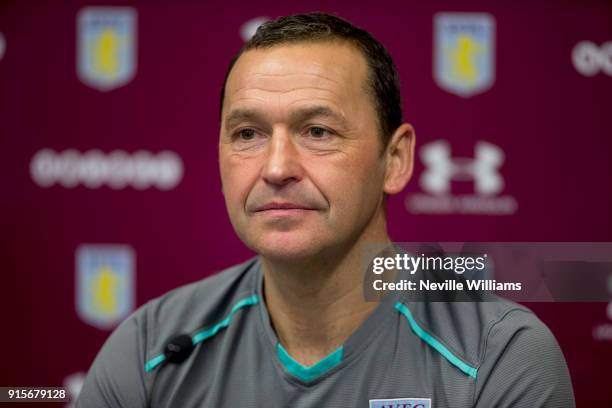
{"left": 1, "top": 0, "right": 611, "bottom": 406}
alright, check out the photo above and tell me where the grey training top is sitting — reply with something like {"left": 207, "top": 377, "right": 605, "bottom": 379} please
{"left": 77, "top": 257, "right": 575, "bottom": 407}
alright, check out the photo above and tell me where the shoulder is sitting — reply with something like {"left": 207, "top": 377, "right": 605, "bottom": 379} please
{"left": 403, "top": 298, "right": 537, "bottom": 370}
{"left": 473, "top": 304, "right": 575, "bottom": 406}
{"left": 397, "top": 299, "right": 569, "bottom": 378}
{"left": 77, "top": 257, "right": 260, "bottom": 407}
{"left": 141, "top": 256, "right": 260, "bottom": 358}
{"left": 144, "top": 257, "right": 258, "bottom": 325}
{"left": 399, "top": 299, "right": 574, "bottom": 406}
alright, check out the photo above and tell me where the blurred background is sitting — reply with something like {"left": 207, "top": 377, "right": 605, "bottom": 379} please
{"left": 1, "top": 0, "right": 611, "bottom": 406}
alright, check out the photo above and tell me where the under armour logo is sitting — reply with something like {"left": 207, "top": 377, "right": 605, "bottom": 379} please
{"left": 420, "top": 140, "right": 504, "bottom": 196}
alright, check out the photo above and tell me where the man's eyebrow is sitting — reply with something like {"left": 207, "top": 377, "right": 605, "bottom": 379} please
{"left": 224, "top": 105, "right": 347, "bottom": 131}
{"left": 224, "top": 109, "right": 267, "bottom": 131}
{"left": 289, "top": 106, "right": 347, "bottom": 125}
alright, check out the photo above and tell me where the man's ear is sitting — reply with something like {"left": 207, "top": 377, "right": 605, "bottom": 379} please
{"left": 383, "top": 123, "right": 415, "bottom": 195}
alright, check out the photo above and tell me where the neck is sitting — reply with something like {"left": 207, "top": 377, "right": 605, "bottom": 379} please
{"left": 261, "top": 210, "right": 391, "bottom": 366}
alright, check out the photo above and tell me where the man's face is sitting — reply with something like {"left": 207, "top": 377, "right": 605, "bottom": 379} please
{"left": 219, "top": 42, "right": 389, "bottom": 262}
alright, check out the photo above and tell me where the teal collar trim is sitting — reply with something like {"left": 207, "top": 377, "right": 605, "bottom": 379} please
{"left": 276, "top": 342, "right": 344, "bottom": 382}
{"left": 144, "top": 294, "right": 259, "bottom": 372}
{"left": 395, "top": 302, "right": 478, "bottom": 379}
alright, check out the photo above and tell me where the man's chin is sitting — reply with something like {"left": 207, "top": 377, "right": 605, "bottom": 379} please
{"left": 256, "top": 245, "right": 321, "bottom": 263}
{"left": 249, "top": 236, "right": 326, "bottom": 264}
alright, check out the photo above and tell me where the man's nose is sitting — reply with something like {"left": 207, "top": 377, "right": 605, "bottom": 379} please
{"left": 261, "top": 130, "right": 303, "bottom": 186}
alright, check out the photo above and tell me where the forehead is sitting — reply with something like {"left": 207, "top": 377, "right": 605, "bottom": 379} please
{"left": 223, "top": 42, "right": 370, "bottom": 116}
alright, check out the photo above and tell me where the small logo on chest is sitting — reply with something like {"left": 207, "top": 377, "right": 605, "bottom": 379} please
{"left": 369, "top": 398, "right": 431, "bottom": 408}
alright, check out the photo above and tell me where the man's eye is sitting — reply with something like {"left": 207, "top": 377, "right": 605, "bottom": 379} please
{"left": 236, "top": 128, "right": 256, "bottom": 140}
{"left": 308, "top": 127, "right": 331, "bottom": 138}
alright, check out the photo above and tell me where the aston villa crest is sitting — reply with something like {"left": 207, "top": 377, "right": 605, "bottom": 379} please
{"left": 434, "top": 13, "right": 496, "bottom": 98}
{"left": 77, "top": 7, "right": 137, "bottom": 91}
{"left": 76, "top": 244, "right": 135, "bottom": 329}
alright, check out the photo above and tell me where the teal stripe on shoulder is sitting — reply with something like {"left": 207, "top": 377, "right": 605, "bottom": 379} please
{"left": 144, "top": 294, "right": 259, "bottom": 373}
{"left": 192, "top": 294, "right": 259, "bottom": 344}
{"left": 276, "top": 342, "right": 344, "bottom": 382}
{"left": 395, "top": 302, "right": 478, "bottom": 379}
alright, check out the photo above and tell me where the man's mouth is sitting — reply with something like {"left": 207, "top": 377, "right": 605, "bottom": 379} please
{"left": 254, "top": 202, "right": 315, "bottom": 212}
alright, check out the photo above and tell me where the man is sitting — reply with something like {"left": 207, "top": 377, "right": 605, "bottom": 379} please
{"left": 78, "top": 13, "right": 574, "bottom": 407}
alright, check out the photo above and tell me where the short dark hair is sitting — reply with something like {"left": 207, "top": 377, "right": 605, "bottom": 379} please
{"left": 220, "top": 12, "right": 403, "bottom": 148}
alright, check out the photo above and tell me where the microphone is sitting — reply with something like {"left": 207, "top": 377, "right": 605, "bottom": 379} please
{"left": 147, "top": 333, "right": 195, "bottom": 407}
{"left": 163, "top": 334, "right": 195, "bottom": 364}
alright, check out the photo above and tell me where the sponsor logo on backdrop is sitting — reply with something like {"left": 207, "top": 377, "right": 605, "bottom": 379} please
{"left": 63, "top": 372, "right": 84, "bottom": 408}
{"left": 30, "top": 149, "right": 183, "bottom": 190}
{"left": 76, "top": 244, "right": 135, "bottom": 329}
{"left": 369, "top": 398, "right": 431, "bottom": 408}
{"left": 572, "top": 41, "right": 612, "bottom": 77}
{"left": 77, "top": 7, "right": 137, "bottom": 91}
{"left": 0, "top": 32, "right": 6, "bottom": 61}
{"left": 240, "top": 17, "right": 270, "bottom": 42}
{"left": 406, "top": 140, "right": 517, "bottom": 215}
{"left": 434, "top": 13, "right": 496, "bottom": 97}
